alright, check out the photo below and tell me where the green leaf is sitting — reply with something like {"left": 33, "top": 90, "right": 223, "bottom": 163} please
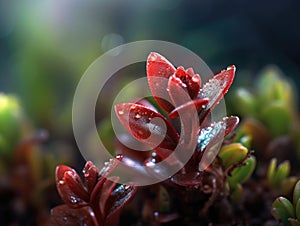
{"left": 268, "top": 159, "right": 291, "bottom": 188}
{"left": 256, "top": 66, "right": 281, "bottom": 103}
{"left": 274, "top": 161, "right": 291, "bottom": 188}
{"left": 234, "top": 88, "right": 256, "bottom": 117}
{"left": 267, "top": 158, "right": 277, "bottom": 187}
{"left": 296, "top": 199, "right": 300, "bottom": 221}
{"left": 219, "top": 143, "right": 248, "bottom": 169}
{"left": 294, "top": 181, "right": 300, "bottom": 208}
{"left": 228, "top": 156, "right": 256, "bottom": 186}
{"left": 260, "top": 101, "right": 292, "bottom": 137}
{"left": 272, "top": 197, "right": 294, "bottom": 225}
{"left": 281, "top": 177, "right": 298, "bottom": 196}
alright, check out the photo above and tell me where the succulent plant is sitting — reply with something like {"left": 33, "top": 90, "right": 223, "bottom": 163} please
{"left": 232, "top": 66, "right": 297, "bottom": 138}
{"left": 112, "top": 52, "right": 256, "bottom": 224}
{"left": 51, "top": 156, "right": 137, "bottom": 226}
{"left": 114, "top": 52, "right": 239, "bottom": 183}
{"left": 272, "top": 180, "right": 300, "bottom": 226}
{"left": 267, "top": 158, "right": 297, "bottom": 194}
{"left": 51, "top": 52, "right": 300, "bottom": 225}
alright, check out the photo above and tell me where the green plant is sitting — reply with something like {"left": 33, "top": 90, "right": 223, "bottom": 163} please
{"left": 50, "top": 52, "right": 262, "bottom": 225}
{"left": 272, "top": 180, "right": 300, "bottom": 225}
{"left": 232, "top": 66, "right": 297, "bottom": 137}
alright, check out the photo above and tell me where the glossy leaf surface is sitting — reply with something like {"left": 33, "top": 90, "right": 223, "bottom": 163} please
{"left": 115, "top": 103, "right": 179, "bottom": 150}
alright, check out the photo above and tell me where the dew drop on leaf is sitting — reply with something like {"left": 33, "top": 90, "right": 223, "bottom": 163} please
{"left": 70, "top": 195, "right": 80, "bottom": 204}
{"left": 197, "top": 120, "right": 226, "bottom": 152}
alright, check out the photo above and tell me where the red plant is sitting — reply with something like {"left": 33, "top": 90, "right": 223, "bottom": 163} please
{"left": 115, "top": 52, "right": 239, "bottom": 185}
{"left": 51, "top": 52, "right": 239, "bottom": 225}
{"left": 51, "top": 155, "right": 137, "bottom": 226}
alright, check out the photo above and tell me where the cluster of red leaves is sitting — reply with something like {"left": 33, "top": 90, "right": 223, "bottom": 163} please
{"left": 51, "top": 52, "right": 238, "bottom": 225}
{"left": 51, "top": 156, "right": 137, "bottom": 226}
{"left": 115, "top": 53, "right": 238, "bottom": 185}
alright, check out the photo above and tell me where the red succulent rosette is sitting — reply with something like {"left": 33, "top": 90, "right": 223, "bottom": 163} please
{"left": 51, "top": 156, "right": 137, "bottom": 226}
{"left": 115, "top": 52, "right": 239, "bottom": 184}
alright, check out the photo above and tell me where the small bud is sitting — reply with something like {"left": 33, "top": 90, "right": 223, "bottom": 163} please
{"left": 228, "top": 156, "right": 256, "bottom": 186}
{"left": 219, "top": 143, "right": 248, "bottom": 169}
{"left": 272, "top": 197, "right": 294, "bottom": 225}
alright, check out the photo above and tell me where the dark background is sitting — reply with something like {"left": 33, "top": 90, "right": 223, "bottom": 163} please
{"left": 0, "top": 0, "right": 300, "bottom": 130}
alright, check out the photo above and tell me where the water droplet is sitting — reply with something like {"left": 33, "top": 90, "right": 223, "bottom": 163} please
{"left": 149, "top": 54, "right": 157, "bottom": 61}
{"left": 124, "top": 185, "right": 130, "bottom": 190}
{"left": 197, "top": 121, "right": 226, "bottom": 152}
{"left": 135, "top": 114, "right": 141, "bottom": 119}
{"left": 63, "top": 217, "right": 68, "bottom": 221}
{"left": 118, "top": 110, "right": 124, "bottom": 115}
{"left": 145, "top": 160, "right": 155, "bottom": 167}
{"left": 116, "top": 154, "right": 122, "bottom": 160}
{"left": 70, "top": 195, "right": 79, "bottom": 204}
{"left": 227, "top": 65, "right": 236, "bottom": 71}
{"left": 130, "top": 105, "right": 136, "bottom": 110}
{"left": 192, "top": 75, "right": 200, "bottom": 83}
{"left": 66, "top": 171, "right": 73, "bottom": 176}
{"left": 59, "top": 180, "right": 65, "bottom": 185}
{"left": 104, "top": 161, "right": 109, "bottom": 166}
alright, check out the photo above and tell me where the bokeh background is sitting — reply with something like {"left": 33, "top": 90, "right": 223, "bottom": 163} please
{"left": 1, "top": 0, "right": 300, "bottom": 133}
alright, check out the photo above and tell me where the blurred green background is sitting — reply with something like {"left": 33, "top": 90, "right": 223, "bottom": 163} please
{"left": 0, "top": 0, "right": 300, "bottom": 140}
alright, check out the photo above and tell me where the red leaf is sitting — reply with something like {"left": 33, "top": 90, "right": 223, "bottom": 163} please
{"left": 224, "top": 115, "right": 239, "bottom": 136}
{"left": 115, "top": 134, "right": 150, "bottom": 163}
{"left": 173, "top": 66, "right": 201, "bottom": 99}
{"left": 105, "top": 184, "right": 137, "bottom": 221}
{"left": 115, "top": 103, "right": 179, "bottom": 150}
{"left": 167, "top": 67, "right": 207, "bottom": 118}
{"left": 146, "top": 52, "right": 176, "bottom": 113}
{"left": 51, "top": 205, "right": 98, "bottom": 226}
{"left": 186, "top": 67, "right": 202, "bottom": 93}
{"left": 99, "top": 176, "right": 120, "bottom": 217}
{"left": 168, "top": 98, "right": 209, "bottom": 119}
{"left": 197, "top": 116, "right": 239, "bottom": 153}
{"left": 56, "top": 166, "right": 89, "bottom": 208}
{"left": 83, "top": 161, "right": 99, "bottom": 193}
{"left": 91, "top": 155, "right": 123, "bottom": 201}
{"left": 168, "top": 73, "right": 189, "bottom": 108}
{"left": 199, "top": 65, "right": 236, "bottom": 122}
